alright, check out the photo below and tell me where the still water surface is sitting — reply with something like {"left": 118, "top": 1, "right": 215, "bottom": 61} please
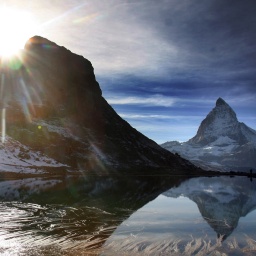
{"left": 0, "top": 174, "right": 255, "bottom": 255}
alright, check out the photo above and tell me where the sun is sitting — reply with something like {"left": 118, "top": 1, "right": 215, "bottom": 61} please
{"left": 0, "top": 7, "right": 36, "bottom": 57}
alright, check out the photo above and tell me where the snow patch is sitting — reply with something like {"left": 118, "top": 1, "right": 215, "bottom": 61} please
{"left": 0, "top": 178, "right": 61, "bottom": 199}
{"left": 0, "top": 135, "right": 67, "bottom": 173}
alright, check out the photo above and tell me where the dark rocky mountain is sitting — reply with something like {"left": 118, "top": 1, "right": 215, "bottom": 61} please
{"left": 162, "top": 98, "right": 256, "bottom": 171}
{"left": 0, "top": 36, "right": 197, "bottom": 174}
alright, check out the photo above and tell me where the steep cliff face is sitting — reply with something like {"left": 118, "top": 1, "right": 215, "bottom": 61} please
{"left": 0, "top": 36, "right": 196, "bottom": 173}
{"left": 162, "top": 98, "right": 256, "bottom": 171}
{"left": 189, "top": 98, "right": 242, "bottom": 145}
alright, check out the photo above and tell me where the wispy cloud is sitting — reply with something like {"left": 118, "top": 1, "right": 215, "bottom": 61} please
{"left": 119, "top": 113, "right": 201, "bottom": 120}
{"left": 18, "top": 0, "right": 256, "bottom": 88}
{"left": 106, "top": 94, "right": 218, "bottom": 108}
{"left": 107, "top": 95, "right": 177, "bottom": 107}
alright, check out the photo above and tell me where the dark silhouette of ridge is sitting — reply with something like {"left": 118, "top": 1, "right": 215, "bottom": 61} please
{"left": 0, "top": 36, "right": 199, "bottom": 174}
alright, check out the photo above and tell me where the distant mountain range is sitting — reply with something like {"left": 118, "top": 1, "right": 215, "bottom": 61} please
{"left": 161, "top": 98, "right": 256, "bottom": 171}
{"left": 0, "top": 36, "right": 198, "bottom": 174}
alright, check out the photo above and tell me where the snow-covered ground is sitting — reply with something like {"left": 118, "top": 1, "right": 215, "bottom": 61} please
{"left": 0, "top": 178, "right": 61, "bottom": 200}
{"left": 0, "top": 135, "right": 67, "bottom": 173}
{"left": 166, "top": 136, "right": 239, "bottom": 160}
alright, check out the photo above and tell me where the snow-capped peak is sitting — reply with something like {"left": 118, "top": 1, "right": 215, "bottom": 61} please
{"left": 162, "top": 98, "right": 256, "bottom": 171}
{"left": 189, "top": 98, "right": 240, "bottom": 145}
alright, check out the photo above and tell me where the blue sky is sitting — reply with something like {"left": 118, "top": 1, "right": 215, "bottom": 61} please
{"left": 4, "top": 0, "right": 256, "bottom": 143}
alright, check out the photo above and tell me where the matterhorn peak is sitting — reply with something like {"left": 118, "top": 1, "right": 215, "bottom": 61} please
{"left": 188, "top": 98, "right": 239, "bottom": 145}
{"left": 214, "top": 98, "right": 237, "bottom": 121}
{"left": 162, "top": 97, "right": 256, "bottom": 171}
{"left": 216, "top": 97, "right": 228, "bottom": 107}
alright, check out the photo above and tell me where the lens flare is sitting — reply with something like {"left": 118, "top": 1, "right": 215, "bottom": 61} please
{"left": 73, "top": 13, "right": 102, "bottom": 24}
{"left": 1, "top": 108, "right": 6, "bottom": 143}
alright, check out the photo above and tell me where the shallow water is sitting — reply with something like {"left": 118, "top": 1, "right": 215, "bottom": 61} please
{"left": 0, "top": 174, "right": 255, "bottom": 255}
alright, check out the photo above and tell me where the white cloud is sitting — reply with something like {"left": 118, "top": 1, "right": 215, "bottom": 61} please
{"left": 34, "top": 0, "right": 182, "bottom": 78}
{"left": 119, "top": 113, "right": 201, "bottom": 120}
{"left": 120, "top": 114, "right": 172, "bottom": 119}
{"left": 107, "top": 94, "right": 177, "bottom": 107}
{"left": 106, "top": 94, "right": 218, "bottom": 108}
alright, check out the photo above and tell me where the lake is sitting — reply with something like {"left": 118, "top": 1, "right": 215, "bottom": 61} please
{"left": 0, "top": 173, "right": 255, "bottom": 255}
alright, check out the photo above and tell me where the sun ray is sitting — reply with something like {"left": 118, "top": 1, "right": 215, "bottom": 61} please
{"left": 39, "top": 3, "right": 88, "bottom": 29}
{"left": 0, "top": 73, "right": 5, "bottom": 101}
{"left": 1, "top": 108, "right": 6, "bottom": 143}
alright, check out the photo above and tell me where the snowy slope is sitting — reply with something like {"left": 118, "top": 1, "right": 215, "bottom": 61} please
{"left": 240, "top": 122, "right": 256, "bottom": 144}
{"left": 0, "top": 135, "right": 67, "bottom": 173}
{"left": 162, "top": 98, "right": 256, "bottom": 171}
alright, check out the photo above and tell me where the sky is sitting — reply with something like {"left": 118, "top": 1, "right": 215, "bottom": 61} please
{"left": 2, "top": 0, "right": 256, "bottom": 143}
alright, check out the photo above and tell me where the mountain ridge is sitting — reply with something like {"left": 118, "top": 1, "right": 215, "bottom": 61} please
{"left": 0, "top": 35, "right": 199, "bottom": 174}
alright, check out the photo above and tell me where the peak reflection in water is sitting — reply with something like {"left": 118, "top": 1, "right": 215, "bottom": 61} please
{"left": 164, "top": 176, "right": 256, "bottom": 240}
{"left": 0, "top": 174, "right": 185, "bottom": 254}
{"left": 103, "top": 176, "right": 256, "bottom": 255}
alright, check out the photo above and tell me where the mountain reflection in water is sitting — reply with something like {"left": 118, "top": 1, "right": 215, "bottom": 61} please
{"left": 0, "top": 174, "right": 255, "bottom": 255}
{"left": 0, "top": 173, "right": 185, "bottom": 255}
{"left": 105, "top": 176, "right": 256, "bottom": 255}
{"left": 164, "top": 176, "right": 256, "bottom": 241}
